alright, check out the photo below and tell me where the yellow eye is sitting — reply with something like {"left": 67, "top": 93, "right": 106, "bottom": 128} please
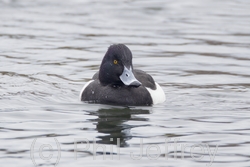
{"left": 113, "top": 59, "right": 118, "bottom": 64}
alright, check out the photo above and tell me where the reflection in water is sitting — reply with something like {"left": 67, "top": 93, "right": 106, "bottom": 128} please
{"left": 88, "top": 107, "right": 150, "bottom": 147}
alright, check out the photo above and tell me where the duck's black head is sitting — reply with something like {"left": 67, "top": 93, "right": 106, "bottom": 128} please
{"left": 99, "top": 44, "right": 141, "bottom": 87}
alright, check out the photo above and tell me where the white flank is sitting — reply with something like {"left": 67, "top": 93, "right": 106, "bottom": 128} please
{"left": 146, "top": 82, "right": 166, "bottom": 104}
{"left": 79, "top": 80, "right": 94, "bottom": 101}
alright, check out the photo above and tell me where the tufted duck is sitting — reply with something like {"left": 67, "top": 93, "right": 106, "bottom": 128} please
{"left": 80, "top": 44, "right": 166, "bottom": 106}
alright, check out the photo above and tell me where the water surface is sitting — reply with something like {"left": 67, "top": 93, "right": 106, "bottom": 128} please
{"left": 0, "top": 0, "right": 250, "bottom": 167}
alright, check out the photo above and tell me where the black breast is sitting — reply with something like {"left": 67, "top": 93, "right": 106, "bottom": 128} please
{"left": 81, "top": 80, "right": 153, "bottom": 106}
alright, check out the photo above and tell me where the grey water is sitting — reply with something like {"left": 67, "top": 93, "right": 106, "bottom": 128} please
{"left": 0, "top": 0, "right": 250, "bottom": 167}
